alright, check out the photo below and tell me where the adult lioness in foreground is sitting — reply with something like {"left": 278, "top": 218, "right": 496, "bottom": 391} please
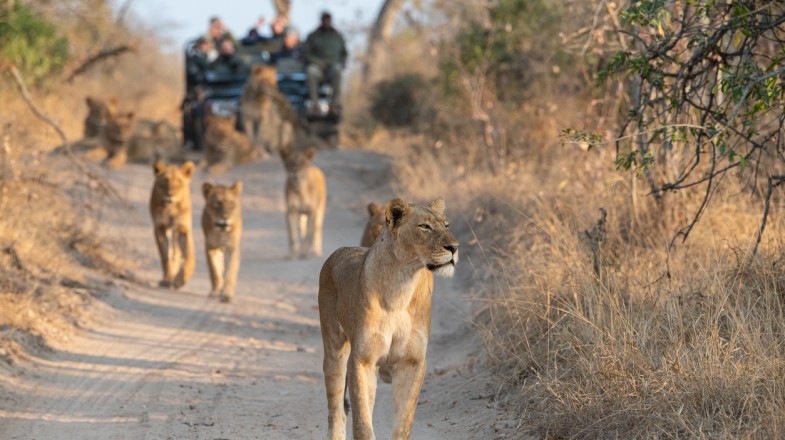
{"left": 282, "top": 147, "right": 326, "bottom": 258}
{"left": 318, "top": 197, "right": 459, "bottom": 440}
{"left": 201, "top": 181, "right": 243, "bottom": 303}
{"left": 150, "top": 161, "right": 196, "bottom": 289}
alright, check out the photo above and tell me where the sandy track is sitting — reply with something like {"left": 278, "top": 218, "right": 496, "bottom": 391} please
{"left": 0, "top": 150, "right": 501, "bottom": 439}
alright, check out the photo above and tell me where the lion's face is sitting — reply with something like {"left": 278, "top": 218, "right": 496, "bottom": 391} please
{"left": 104, "top": 111, "right": 134, "bottom": 145}
{"left": 250, "top": 64, "right": 278, "bottom": 87}
{"left": 153, "top": 161, "right": 194, "bottom": 204}
{"left": 202, "top": 182, "right": 242, "bottom": 231}
{"left": 386, "top": 198, "right": 459, "bottom": 277}
{"left": 281, "top": 147, "right": 316, "bottom": 184}
{"left": 84, "top": 96, "right": 117, "bottom": 138}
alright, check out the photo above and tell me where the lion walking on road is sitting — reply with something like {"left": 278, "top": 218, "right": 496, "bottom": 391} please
{"left": 318, "top": 197, "right": 459, "bottom": 440}
{"left": 149, "top": 161, "right": 196, "bottom": 289}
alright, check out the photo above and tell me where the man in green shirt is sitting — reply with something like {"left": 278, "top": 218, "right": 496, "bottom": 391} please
{"left": 303, "top": 11, "right": 348, "bottom": 114}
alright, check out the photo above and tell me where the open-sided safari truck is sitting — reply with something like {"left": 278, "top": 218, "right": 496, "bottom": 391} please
{"left": 181, "top": 38, "right": 341, "bottom": 151}
{"left": 181, "top": 38, "right": 273, "bottom": 151}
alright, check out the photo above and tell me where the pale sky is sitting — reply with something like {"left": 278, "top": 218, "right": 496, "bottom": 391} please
{"left": 130, "top": 0, "right": 384, "bottom": 53}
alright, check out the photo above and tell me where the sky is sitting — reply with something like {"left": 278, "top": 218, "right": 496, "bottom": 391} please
{"left": 130, "top": 0, "right": 385, "bottom": 53}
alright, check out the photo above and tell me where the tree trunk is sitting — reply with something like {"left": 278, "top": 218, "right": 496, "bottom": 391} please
{"left": 363, "top": 0, "right": 407, "bottom": 84}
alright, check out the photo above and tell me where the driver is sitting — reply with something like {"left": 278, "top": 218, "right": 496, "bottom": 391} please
{"left": 303, "top": 11, "right": 348, "bottom": 114}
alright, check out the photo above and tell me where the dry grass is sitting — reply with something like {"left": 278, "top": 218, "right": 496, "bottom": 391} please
{"left": 0, "top": 7, "right": 182, "bottom": 362}
{"left": 352, "top": 90, "right": 785, "bottom": 437}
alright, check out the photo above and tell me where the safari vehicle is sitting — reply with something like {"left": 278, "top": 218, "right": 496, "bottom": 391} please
{"left": 274, "top": 57, "right": 341, "bottom": 149}
{"left": 181, "top": 38, "right": 279, "bottom": 151}
{"left": 182, "top": 38, "right": 341, "bottom": 150}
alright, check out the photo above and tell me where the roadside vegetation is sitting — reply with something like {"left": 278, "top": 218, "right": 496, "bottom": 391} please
{"left": 0, "top": 0, "right": 178, "bottom": 361}
{"left": 351, "top": 0, "right": 785, "bottom": 437}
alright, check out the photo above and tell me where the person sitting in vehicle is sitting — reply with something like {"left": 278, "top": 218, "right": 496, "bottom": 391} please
{"left": 303, "top": 11, "right": 348, "bottom": 114}
{"left": 207, "top": 16, "right": 235, "bottom": 62}
{"left": 269, "top": 27, "right": 304, "bottom": 64}
{"left": 186, "top": 36, "right": 212, "bottom": 87}
{"left": 241, "top": 14, "right": 287, "bottom": 46}
{"left": 209, "top": 38, "right": 247, "bottom": 74}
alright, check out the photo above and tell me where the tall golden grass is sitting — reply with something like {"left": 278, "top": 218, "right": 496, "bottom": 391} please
{"left": 350, "top": 68, "right": 785, "bottom": 436}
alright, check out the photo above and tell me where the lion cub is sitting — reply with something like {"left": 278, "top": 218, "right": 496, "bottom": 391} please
{"left": 201, "top": 182, "right": 243, "bottom": 303}
{"left": 281, "top": 147, "right": 326, "bottom": 259}
{"left": 149, "top": 161, "right": 196, "bottom": 289}
{"left": 359, "top": 202, "right": 385, "bottom": 247}
{"left": 318, "top": 197, "right": 459, "bottom": 440}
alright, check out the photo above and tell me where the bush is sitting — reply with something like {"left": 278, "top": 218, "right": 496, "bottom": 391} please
{"left": 370, "top": 73, "right": 430, "bottom": 128}
{"left": 0, "top": 1, "right": 69, "bottom": 82}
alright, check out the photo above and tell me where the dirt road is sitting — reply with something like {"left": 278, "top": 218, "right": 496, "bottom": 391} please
{"left": 0, "top": 151, "right": 502, "bottom": 439}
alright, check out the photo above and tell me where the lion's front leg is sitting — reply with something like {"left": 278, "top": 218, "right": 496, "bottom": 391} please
{"left": 154, "top": 225, "right": 170, "bottom": 286}
{"left": 174, "top": 224, "right": 195, "bottom": 289}
{"left": 348, "top": 357, "right": 379, "bottom": 440}
{"left": 221, "top": 245, "right": 240, "bottom": 303}
{"left": 206, "top": 247, "right": 224, "bottom": 297}
{"left": 286, "top": 209, "right": 300, "bottom": 259}
{"left": 391, "top": 358, "right": 427, "bottom": 440}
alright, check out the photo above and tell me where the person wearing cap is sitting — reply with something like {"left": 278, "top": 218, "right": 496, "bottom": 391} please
{"left": 303, "top": 11, "right": 348, "bottom": 113}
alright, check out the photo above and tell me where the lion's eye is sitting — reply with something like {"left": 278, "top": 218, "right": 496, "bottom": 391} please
{"left": 418, "top": 224, "right": 432, "bottom": 232}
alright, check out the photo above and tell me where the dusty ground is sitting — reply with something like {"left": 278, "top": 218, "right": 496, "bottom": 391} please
{"left": 0, "top": 150, "right": 505, "bottom": 439}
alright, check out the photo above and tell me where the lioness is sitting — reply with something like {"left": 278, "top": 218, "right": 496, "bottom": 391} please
{"left": 318, "top": 197, "right": 459, "bottom": 440}
{"left": 101, "top": 111, "right": 135, "bottom": 169}
{"left": 359, "top": 202, "right": 385, "bottom": 247}
{"left": 150, "top": 161, "right": 196, "bottom": 289}
{"left": 202, "top": 181, "right": 243, "bottom": 303}
{"left": 203, "top": 113, "right": 256, "bottom": 175}
{"left": 84, "top": 96, "right": 117, "bottom": 139}
{"left": 281, "top": 147, "right": 326, "bottom": 259}
{"left": 126, "top": 119, "right": 184, "bottom": 164}
{"left": 240, "top": 64, "right": 295, "bottom": 157}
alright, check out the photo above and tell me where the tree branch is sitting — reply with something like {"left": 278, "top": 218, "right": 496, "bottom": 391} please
{"left": 66, "top": 43, "right": 137, "bottom": 83}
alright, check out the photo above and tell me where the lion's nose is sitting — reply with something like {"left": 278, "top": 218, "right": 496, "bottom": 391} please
{"left": 444, "top": 243, "right": 459, "bottom": 254}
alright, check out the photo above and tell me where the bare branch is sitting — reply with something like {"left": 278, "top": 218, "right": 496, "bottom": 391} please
{"left": 65, "top": 43, "right": 137, "bottom": 83}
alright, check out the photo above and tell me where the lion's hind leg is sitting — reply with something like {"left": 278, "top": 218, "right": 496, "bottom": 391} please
{"left": 321, "top": 320, "right": 350, "bottom": 440}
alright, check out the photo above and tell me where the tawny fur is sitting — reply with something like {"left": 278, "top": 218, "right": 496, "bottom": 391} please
{"left": 359, "top": 202, "right": 385, "bottom": 247}
{"left": 282, "top": 147, "right": 326, "bottom": 259}
{"left": 83, "top": 96, "right": 117, "bottom": 139}
{"left": 203, "top": 113, "right": 256, "bottom": 175}
{"left": 126, "top": 119, "right": 184, "bottom": 164}
{"left": 201, "top": 181, "right": 243, "bottom": 303}
{"left": 318, "top": 197, "right": 459, "bottom": 440}
{"left": 241, "top": 64, "right": 296, "bottom": 157}
{"left": 149, "top": 161, "right": 196, "bottom": 289}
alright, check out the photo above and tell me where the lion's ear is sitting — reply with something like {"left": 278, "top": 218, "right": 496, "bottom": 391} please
{"left": 202, "top": 182, "right": 213, "bottom": 199}
{"left": 181, "top": 161, "right": 195, "bottom": 177}
{"left": 305, "top": 147, "right": 316, "bottom": 160}
{"left": 153, "top": 160, "right": 166, "bottom": 175}
{"left": 367, "top": 202, "right": 382, "bottom": 217}
{"left": 386, "top": 198, "right": 411, "bottom": 229}
{"left": 430, "top": 197, "right": 445, "bottom": 215}
{"left": 231, "top": 181, "right": 243, "bottom": 195}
